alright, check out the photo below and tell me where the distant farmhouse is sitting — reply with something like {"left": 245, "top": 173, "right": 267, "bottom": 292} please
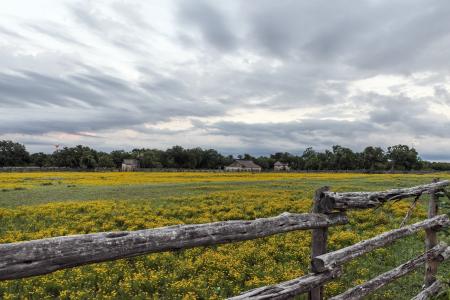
{"left": 225, "top": 160, "right": 262, "bottom": 172}
{"left": 274, "top": 161, "right": 290, "bottom": 171}
{"left": 122, "top": 159, "right": 139, "bottom": 171}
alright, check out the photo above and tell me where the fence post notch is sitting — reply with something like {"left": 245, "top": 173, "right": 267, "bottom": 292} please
{"left": 309, "top": 186, "right": 331, "bottom": 300}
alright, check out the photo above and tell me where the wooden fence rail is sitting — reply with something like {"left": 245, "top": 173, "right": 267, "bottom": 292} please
{"left": 307, "top": 179, "right": 450, "bottom": 300}
{"left": 229, "top": 268, "right": 342, "bottom": 300}
{"left": 320, "top": 180, "right": 449, "bottom": 211}
{"left": 0, "top": 180, "right": 449, "bottom": 299}
{"left": 0, "top": 212, "right": 347, "bottom": 280}
{"left": 312, "top": 215, "right": 450, "bottom": 272}
{"left": 229, "top": 217, "right": 450, "bottom": 300}
{"left": 329, "top": 243, "right": 450, "bottom": 300}
{"left": 411, "top": 280, "right": 445, "bottom": 300}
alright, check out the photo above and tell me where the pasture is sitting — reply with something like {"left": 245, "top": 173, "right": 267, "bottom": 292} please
{"left": 0, "top": 172, "right": 449, "bottom": 299}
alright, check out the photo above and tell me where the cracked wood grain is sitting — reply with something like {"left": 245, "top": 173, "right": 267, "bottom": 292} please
{"left": 228, "top": 267, "right": 342, "bottom": 300}
{"left": 329, "top": 244, "right": 448, "bottom": 300}
{"left": 0, "top": 212, "right": 348, "bottom": 280}
{"left": 411, "top": 280, "right": 445, "bottom": 300}
{"left": 312, "top": 215, "right": 450, "bottom": 272}
{"left": 322, "top": 180, "right": 449, "bottom": 211}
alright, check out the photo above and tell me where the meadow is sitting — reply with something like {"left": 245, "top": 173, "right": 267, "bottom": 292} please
{"left": 0, "top": 171, "right": 449, "bottom": 299}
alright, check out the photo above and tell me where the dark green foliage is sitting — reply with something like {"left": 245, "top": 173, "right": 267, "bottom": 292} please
{"left": 52, "top": 145, "right": 99, "bottom": 169}
{"left": 362, "top": 146, "right": 387, "bottom": 170}
{"left": 0, "top": 140, "right": 30, "bottom": 167}
{"left": 387, "top": 145, "right": 421, "bottom": 170}
{"left": 0, "top": 140, "right": 449, "bottom": 171}
{"left": 97, "top": 152, "right": 115, "bottom": 168}
{"left": 30, "top": 152, "right": 52, "bottom": 167}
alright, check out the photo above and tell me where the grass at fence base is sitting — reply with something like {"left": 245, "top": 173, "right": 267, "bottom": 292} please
{"left": 0, "top": 172, "right": 449, "bottom": 299}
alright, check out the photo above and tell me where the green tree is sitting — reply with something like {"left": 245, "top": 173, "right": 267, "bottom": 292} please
{"left": 237, "top": 153, "right": 255, "bottom": 161}
{"left": 199, "top": 149, "right": 223, "bottom": 169}
{"left": 166, "top": 146, "right": 189, "bottom": 168}
{"left": 332, "top": 145, "right": 356, "bottom": 170}
{"left": 80, "top": 152, "right": 97, "bottom": 169}
{"left": 186, "top": 147, "right": 204, "bottom": 169}
{"left": 97, "top": 152, "right": 115, "bottom": 168}
{"left": 317, "top": 150, "right": 334, "bottom": 170}
{"left": 302, "top": 147, "right": 319, "bottom": 170}
{"left": 52, "top": 145, "right": 99, "bottom": 169}
{"left": 387, "top": 145, "right": 420, "bottom": 170}
{"left": 362, "top": 146, "right": 386, "bottom": 170}
{"left": 0, "top": 140, "right": 30, "bottom": 167}
{"left": 137, "top": 149, "right": 164, "bottom": 168}
{"left": 30, "top": 152, "right": 52, "bottom": 167}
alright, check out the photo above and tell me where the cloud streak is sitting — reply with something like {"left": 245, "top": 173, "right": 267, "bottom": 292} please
{"left": 0, "top": 0, "right": 449, "bottom": 160}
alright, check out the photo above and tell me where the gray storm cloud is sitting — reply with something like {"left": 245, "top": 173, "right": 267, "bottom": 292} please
{"left": 0, "top": 0, "right": 449, "bottom": 160}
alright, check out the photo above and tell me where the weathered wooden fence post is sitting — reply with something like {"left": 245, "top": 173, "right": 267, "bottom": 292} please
{"left": 424, "top": 178, "right": 439, "bottom": 287}
{"left": 309, "top": 187, "right": 331, "bottom": 300}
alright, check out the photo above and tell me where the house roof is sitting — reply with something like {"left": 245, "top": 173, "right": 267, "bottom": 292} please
{"left": 227, "top": 160, "right": 261, "bottom": 169}
{"left": 123, "top": 159, "right": 139, "bottom": 165}
{"left": 274, "top": 161, "right": 289, "bottom": 166}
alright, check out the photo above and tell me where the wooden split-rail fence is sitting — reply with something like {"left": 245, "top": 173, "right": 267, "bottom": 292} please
{"left": 1, "top": 179, "right": 450, "bottom": 299}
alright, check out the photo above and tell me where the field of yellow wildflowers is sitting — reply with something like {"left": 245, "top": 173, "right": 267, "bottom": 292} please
{"left": 0, "top": 172, "right": 449, "bottom": 299}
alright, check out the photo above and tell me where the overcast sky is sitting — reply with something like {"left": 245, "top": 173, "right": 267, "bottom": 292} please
{"left": 1, "top": 0, "right": 450, "bottom": 160}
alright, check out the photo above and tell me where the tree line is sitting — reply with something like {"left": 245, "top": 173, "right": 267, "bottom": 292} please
{"left": 1, "top": 140, "right": 449, "bottom": 171}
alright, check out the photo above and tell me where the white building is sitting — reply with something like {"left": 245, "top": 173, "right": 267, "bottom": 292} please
{"left": 224, "top": 160, "right": 262, "bottom": 172}
{"left": 274, "top": 161, "right": 290, "bottom": 171}
{"left": 121, "top": 159, "right": 139, "bottom": 171}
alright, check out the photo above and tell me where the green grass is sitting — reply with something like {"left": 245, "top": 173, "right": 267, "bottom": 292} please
{"left": 0, "top": 173, "right": 443, "bottom": 207}
{"left": 0, "top": 172, "right": 449, "bottom": 299}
